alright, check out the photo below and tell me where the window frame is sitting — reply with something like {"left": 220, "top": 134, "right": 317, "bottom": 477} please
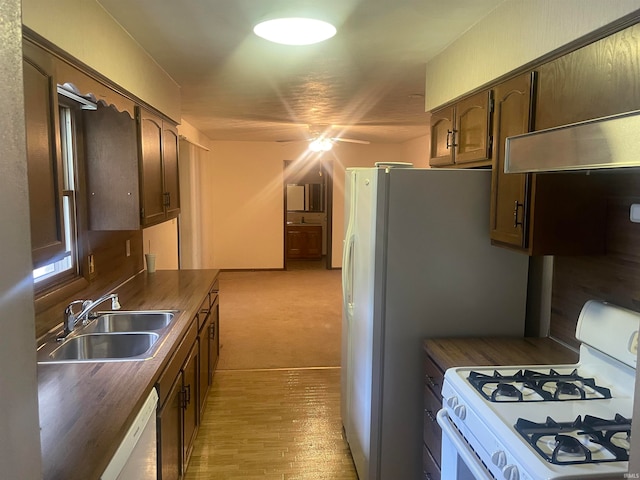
{"left": 33, "top": 94, "right": 88, "bottom": 297}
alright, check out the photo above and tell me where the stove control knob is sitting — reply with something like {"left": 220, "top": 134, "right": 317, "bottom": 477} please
{"left": 502, "top": 464, "right": 520, "bottom": 480}
{"left": 453, "top": 404, "right": 466, "bottom": 420}
{"left": 491, "top": 450, "right": 507, "bottom": 468}
{"left": 447, "top": 396, "right": 458, "bottom": 408}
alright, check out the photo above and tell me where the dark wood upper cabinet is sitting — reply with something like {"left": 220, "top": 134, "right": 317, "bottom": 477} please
{"left": 82, "top": 105, "right": 180, "bottom": 230}
{"left": 139, "top": 108, "right": 166, "bottom": 226}
{"left": 429, "top": 90, "right": 492, "bottom": 168}
{"left": 162, "top": 122, "right": 180, "bottom": 218}
{"left": 84, "top": 105, "right": 139, "bottom": 230}
{"left": 535, "top": 23, "right": 640, "bottom": 131}
{"left": 138, "top": 107, "right": 180, "bottom": 227}
{"left": 454, "top": 91, "right": 492, "bottom": 165}
{"left": 429, "top": 106, "right": 454, "bottom": 166}
{"left": 490, "top": 73, "right": 534, "bottom": 249}
{"left": 490, "top": 72, "right": 607, "bottom": 255}
{"left": 23, "top": 40, "right": 66, "bottom": 268}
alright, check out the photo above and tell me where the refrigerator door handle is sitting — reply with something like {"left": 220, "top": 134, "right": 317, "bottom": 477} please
{"left": 342, "top": 233, "right": 355, "bottom": 311}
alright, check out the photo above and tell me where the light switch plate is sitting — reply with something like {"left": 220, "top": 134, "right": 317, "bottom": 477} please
{"left": 631, "top": 204, "right": 640, "bottom": 223}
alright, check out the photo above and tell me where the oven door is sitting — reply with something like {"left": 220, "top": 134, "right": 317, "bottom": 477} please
{"left": 437, "top": 409, "right": 494, "bottom": 480}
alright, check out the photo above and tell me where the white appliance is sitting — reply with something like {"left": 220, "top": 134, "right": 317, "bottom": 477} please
{"left": 101, "top": 388, "right": 158, "bottom": 480}
{"left": 341, "top": 166, "right": 530, "bottom": 480}
{"left": 438, "top": 300, "right": 639, "bottom": 479}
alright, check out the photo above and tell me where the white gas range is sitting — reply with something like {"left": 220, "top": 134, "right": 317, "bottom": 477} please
{"left": 437, "top": 300, "right": 639, "bottom": 479}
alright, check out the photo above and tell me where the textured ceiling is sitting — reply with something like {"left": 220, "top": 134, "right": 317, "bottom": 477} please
{"left": 97, "top": 0, "right": 505, "bottom": 143}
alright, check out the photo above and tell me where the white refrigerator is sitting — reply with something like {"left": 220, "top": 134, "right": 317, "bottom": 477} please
{"left": 341, "top": 166, "right": 530, "bottom": 480}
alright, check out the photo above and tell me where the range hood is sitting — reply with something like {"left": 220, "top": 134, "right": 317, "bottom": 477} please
{"left": 504, "top": 110, "right": 640, "bottom": 173}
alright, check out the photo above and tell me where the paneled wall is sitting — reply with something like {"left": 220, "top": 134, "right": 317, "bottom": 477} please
{"left": 550, "top": 171, "right": 640, "bottom": 348}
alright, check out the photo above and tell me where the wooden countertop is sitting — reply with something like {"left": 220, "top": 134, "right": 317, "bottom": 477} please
{"left": 423, "top": 337, "right": 580, "bottom": 371}
{"left": 37, "top": 269, "right": 219, "bottom": 480}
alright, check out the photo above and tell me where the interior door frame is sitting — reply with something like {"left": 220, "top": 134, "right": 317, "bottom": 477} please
{"left": 283, "top": 158, "right": 333, "bottom": 270}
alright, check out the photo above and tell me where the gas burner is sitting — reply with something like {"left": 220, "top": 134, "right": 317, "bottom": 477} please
{"left": 514, "top": 414, "right": 632, "bottom": 465}
{"left": 468, "top": 369, "right": 612, "bottom": 402}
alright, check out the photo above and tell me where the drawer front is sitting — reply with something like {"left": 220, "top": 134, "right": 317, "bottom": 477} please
{"left": 422, "top": 444, "right": 441, "bottom": 480}
{"left": 423, "top": 385, "right": 442, "bottom": 466}
{"left": 423, "top": 353, "right": 444, "bottom": 399}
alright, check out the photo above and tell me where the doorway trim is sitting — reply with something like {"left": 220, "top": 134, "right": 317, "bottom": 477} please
{"left": 283, "top": 158, "right": 333, "bottom": 270}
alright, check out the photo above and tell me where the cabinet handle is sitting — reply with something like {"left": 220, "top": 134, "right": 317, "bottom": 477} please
{"left": 424, "top": 409, "right": 436, "bottom": 422}
{"left": 184, "top": 384, "right": 191, "bottom": 405}
{"left": 513, "top": 201, "right": 524, "bottom": 228}
{"left": 446, "top": 129, "right": 453, "bottom": 149}
{"left": 423, "top": 472, "right": 433, "bottom": 480}
{"left": 425, "top": 375, "right": 438, "bottom": 388}
{"left": 210, "top": 322, "right": 216, "bottom": 340}
{"left": 163, "top": 192, "right": 171, "bottom": 207}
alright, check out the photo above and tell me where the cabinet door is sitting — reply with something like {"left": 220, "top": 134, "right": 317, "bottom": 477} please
{"left": 163, "top": 122, "right": 180, "bottom": 218}
{"left": 139, "top": 108, "right": 165, "bottom": 226}
{"left": 490, "top": 73, "right": 534, "bottom": 249}
{"left": 454, "top": 90, "right": 492, "bottom": 165}
{"left": 157, "top": 373, "right": 183, "bottom": 480}
{"left": 429, "top": 106, "right": 454, "bottom": 166}
{"left": 182, "top": 343, "right": 199, "bottom": 469}
{"left": 22, "top": 41, "right": 66, "bottom": 268}
{"left": 209, "top": 294, "right": 220, "bottom": 381}
{"left": 306, "top": 227, "right": 322, "bottom": 258}
{"left": 535, "top": 23, "right": 640, "bottom": 130}
{"left": 198, "top": 310, "right": 211, "bottom": 417}
{"left": 287, "top": 228, "right": 303, "bottom": 258}
{"left": 84, "top": 105, "right": 139, "bottom": 230}
{"left": 423, "top": 386, "right": 442, "bottom": 467}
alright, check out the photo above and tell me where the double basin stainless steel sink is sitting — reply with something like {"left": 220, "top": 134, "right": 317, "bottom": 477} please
{"left": 37, "top": 311, "right": 178, "bottom": 364}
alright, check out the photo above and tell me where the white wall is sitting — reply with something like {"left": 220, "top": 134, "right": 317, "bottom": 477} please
{"left": 22, "top": 0, "right": 181, "bottom": 120}
{"left": 142, "top": 219, "right": 179, "bottom": 270}
{"left": 200, "top": 140, "right": 423, "bottom": 270}
{"left": 425, "top": 0, "right": 640, "bottom": 109}
{"left": 1, "top": 1, "right": 42, "bottom": 477}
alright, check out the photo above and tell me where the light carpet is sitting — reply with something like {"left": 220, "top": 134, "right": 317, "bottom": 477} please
{"left": 216, "top": 266, "right": 343, "bottom": 370}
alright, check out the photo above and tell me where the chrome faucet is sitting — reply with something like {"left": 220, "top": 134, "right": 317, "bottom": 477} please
{"left": 61, "top": 293, "right": 121, "bottom": 339}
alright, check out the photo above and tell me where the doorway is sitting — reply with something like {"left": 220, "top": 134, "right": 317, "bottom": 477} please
{"left": 283, "top": 158, "right": 333, "bottom": 270}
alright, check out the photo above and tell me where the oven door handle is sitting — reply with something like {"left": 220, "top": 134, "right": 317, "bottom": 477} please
{"left": 437, "top": 409, "right": 494, "bottom": 480}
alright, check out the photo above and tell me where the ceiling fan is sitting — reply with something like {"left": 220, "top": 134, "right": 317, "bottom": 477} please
{"left": 277, "top": 125, "right": 370, "bottom": 151}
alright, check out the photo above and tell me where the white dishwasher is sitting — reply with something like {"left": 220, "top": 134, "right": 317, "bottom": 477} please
{"left": 101, "top": 388, "right": 158, "bottom": 480}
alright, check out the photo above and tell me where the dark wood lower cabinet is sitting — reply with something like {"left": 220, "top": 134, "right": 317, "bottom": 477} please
{"left": 158, "top": 374, "right": 183, "bottom": 480}
{"left": 422, "top": 352, "right": 444, "bottom": 480}
{"left": 286, "top": 225, "right": 322, "bottom": 259}
{"left": 182, "top": 343, "right": 199, "bottom": 468}
{"left": 158, "top": 285, "right": 220, "bottom": 479}
{"left": 422, "top": 444, "right": 441, "bottom": 480}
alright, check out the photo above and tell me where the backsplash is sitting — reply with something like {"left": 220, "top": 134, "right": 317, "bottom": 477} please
{"left": 550, "top": 171, "right": 640, "bottom": 348}
{"left": 34, "top": 229, "right": 143, "bottom": 338}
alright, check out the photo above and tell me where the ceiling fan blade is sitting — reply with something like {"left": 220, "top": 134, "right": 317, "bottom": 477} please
{"left": 332, "top": 137, "right": 370, "bottom": 145}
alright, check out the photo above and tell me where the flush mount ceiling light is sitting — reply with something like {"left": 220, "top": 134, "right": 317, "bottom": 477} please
{"left": 253, "top": 18, "right": 337, "bottom": 45}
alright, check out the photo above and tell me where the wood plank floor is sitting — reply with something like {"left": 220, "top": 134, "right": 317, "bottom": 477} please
{"left": 184, "top": 368, "right": 358, "bottom": 479}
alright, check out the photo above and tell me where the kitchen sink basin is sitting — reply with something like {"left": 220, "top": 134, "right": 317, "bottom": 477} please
{"left": 86, "top": 311, "right": 176, "bottom": 333}
{"left": 37, "top": 309, "right": 180, "bottom": 364}
{"left": 46, "top": 332, "right": 160, "bottom": 362}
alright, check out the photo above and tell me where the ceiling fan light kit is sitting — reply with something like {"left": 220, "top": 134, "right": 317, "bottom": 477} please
{"left": 253, "top": 17, "right": 336, "bottom": 45}
{"left": 308, "top": 138, "right": 334, "bottom": 152}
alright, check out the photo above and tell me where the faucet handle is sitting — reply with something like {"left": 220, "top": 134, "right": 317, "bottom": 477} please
{"left": 64, "top": 299, "right": 85, "bottom": 316}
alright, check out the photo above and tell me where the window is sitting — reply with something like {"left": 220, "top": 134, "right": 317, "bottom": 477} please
{"left": 33, "top": 98, "right": 81, "bottom": 289}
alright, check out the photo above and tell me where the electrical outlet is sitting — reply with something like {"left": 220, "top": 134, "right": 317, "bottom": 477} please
{"left": 125, "top": 239, "right": 131, "bottom": 257}
{"left": 88, "top": 254, "right": 95, "bottom": 275}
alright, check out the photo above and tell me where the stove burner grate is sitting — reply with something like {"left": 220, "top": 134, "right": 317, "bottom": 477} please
{"left": 467, "top": 368, "right": 612, "bottom": 402}
{"left": 514, "top": 414, "right": 631, "bottom": 465}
